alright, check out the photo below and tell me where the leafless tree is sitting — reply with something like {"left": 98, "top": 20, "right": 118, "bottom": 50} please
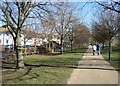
{"left": 50, "top": 2, "right": 80, "bottom": 53}
{"left": 66, "top": 17, "right": 79, "bottom": 51}
{"left": 73, "top": 24, "right": 90, "bottom": 48}
{"left": 97, "top": 1, "right": 120, "bottom": 14}
{"left": 92, "top": 23, "right": 109, "bottom": 48}
{"left": 40, "top": 15, "right": 56, "bottom": 50}
{"left": 0, "top": 1, "right": 49, "bottom": 69}
{"left": 92, "top": 10, "right": 120, "bottom": 60}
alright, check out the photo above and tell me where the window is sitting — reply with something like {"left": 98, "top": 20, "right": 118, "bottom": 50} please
{"left": 6, "top": 40, "right": 8, "bottom": 44}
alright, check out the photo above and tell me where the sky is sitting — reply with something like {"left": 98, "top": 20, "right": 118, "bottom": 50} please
{"left": 76, "top": 2, "right": 100, "bottom": 29}
{"left": 0, "top": 1, "right": 101, "bottom": 29}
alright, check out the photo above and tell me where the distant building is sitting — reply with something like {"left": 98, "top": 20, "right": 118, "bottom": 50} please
{"left": 0, "top": 27, "right": 14, "bottom": 46}
{"left": 0, "top": 27, "right": 43, "bottom": 47}
{"left": 51, "top": 35, "right": 60, "bottom": 44}
{"left": 0, "top": 26, "right": 60, "bottom": 48}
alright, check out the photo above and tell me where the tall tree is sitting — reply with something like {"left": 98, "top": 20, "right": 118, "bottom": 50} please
{"left": 40, "top": 15, "right": 56, "bottom": 51}
{"left": 92, "top": 10, "right": 119, "bottom": 42}
{"left": 92, "top": 10, "right": 120, "bottom": 60}
{"left": 0, "top": 1, "right": 48, "bottom": 69}
{"left": 66, "top": 17, "right": 79, "bottom": 51}
{"left": 73, "top": 24, "right": 90, "bottom": 48}
{"left": 92, "top": 23, "right": 109, "bottom": 47}
{"left": 51, "top": 2, "right": 79, "bottom": 53}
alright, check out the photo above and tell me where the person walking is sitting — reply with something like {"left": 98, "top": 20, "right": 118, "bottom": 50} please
{"left": 96, "top": 43, "right": 101, "bottom": 55}
{"left": 92, "top": 44, "right": 97, "bottom": 55}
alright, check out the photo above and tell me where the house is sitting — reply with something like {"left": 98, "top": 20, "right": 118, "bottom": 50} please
{"left": 0, "top": 27, "right": 43, "bottom": 48}
{"left": 21, "top": 29, "right": 43, "bottom": 46}
{"left": 0, "top": 26, "right": 60, "bottom": 49}
{"left": 0, "top": 27, "right": 14, "bottom": 48}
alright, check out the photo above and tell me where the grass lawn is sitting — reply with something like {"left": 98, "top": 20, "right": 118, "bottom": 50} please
{"left": 2, "top": 47, "right": 87, "bottom": 85}
{"left": 101, "top": 46, "right": 120, "bottom": 72}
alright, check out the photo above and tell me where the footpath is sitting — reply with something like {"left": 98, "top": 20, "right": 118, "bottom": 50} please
{"left": 67, "top": 45, "right": 119, "bottom": 85}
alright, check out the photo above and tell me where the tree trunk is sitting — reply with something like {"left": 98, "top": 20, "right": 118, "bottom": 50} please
{"left": 14, "top": 39, "right": 19, "bottom": 69}
{"left": 15, "top": 30, "right": 25, "bottom": 69}
{"left": 48, "top": 42, "right": 51, "bottom": 51}
{"left": 70, "top": 41, "right": 73, "bottom": 51}
{"left": 102, "top": 42, "right": 105, "bottom": 49}
{"left": 108, "top": 39, "right": 111, "bottom": 61}
{"left": 24, "top": 38, "right": 27, "bottom": 56}
{"left": 60, "top": 36, "right": 63, "bottom": 54}
{"left": 51, "top": 41, "right": 54, "bottom": 53}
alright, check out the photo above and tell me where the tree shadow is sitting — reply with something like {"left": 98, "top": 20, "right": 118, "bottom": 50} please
{"left": 77, "top": 67, "right": 116, "bottom": 71}
{"left": 2, "top": 61, "right": 16, "bottom": 69}
{"left": 3, "top": 57, "right": 118, "bottom": 72}
{"left": 63, "top": 48, "right": 88, "bottom": 54}
{"left": 47, "top": 53, "right": 62, "bottom": 56}
{"left": 24, "top": 57, "right": 80, "bottom": 68}
{"left": 81, "top": 58, "right": 106, "bottom": 61}
{"left": 2, "top": 67, "right": 38, "bottom": 82}
{"left": 24, "top": 62, "right": 117, "bottom": 71}
{"left": 24, "top": 63, "right": 78, "bottom": 69}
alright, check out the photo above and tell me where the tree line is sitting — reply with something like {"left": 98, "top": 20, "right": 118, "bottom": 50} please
{"left": 0, "top": 1, "right": 90, "bottom": 69}
{"left": 0, "top": 0, "right": 119, "bottom": 69}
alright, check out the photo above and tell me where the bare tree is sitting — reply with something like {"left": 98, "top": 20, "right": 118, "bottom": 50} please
{"left": 97, "top": 1, "right": 120, "bottom": 13}
{"left": 51, "top": 2, "right": 79, "bottom": 53}
{"left": 92, "top": 10, "right": 120, "bottom": 60}
{"left": 0, "top": 1, "right": 49, "bottom": 69}
{"left": 73, "top": 24, "right": 90, "bottom": 48}
{"left": 40, "top": 15, "right": 56, "bottom": 51}
{"left": 66, "top": 17, "right": 79, "bottom": 51}
{"left": 92, "top": 23, "right": 109, "bottom": 48}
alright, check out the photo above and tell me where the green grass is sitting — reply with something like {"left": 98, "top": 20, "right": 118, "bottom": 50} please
{"left": 102, "top": 46, "right": 120, "bottom": 71}
{"left": 2, "top": 47, "right": 87, "bottom": 84}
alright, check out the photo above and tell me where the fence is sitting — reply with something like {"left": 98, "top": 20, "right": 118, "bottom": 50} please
{"left": 1, "top": 46, "right": 49, "bottom": 60}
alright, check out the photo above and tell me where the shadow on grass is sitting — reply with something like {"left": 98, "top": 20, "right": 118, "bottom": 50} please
{"left": 47, "top": 52, "right": 62, "bottom": 56}
{"left": 24, "top": 63, "right": 78, "bottom": 69}
{"left": 2, "top": 67, "right": 32, "bottom": 81}
{"left": 2, "top": 61, "right": 16, "bottom": 69}
{"left": 3, "top": 57, "right": 119, "bottom": 72}
{"left": 24, "top": 63, "right": 118, "bottom": 71}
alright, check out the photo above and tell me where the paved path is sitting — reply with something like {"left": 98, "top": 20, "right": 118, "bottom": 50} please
{"left": 67, "top": 45, "right": 118, "bottom": 85}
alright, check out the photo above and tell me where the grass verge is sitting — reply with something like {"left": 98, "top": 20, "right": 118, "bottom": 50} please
{"left": 101, "top": 46, "right": 120, "bottom": 72}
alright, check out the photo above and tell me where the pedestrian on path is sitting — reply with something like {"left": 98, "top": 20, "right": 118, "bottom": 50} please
{"left": 96, "top": 43, "right": 101, "bottom": 55}
{"left": 92, "top": 44, "right": 97, "bottom": 55}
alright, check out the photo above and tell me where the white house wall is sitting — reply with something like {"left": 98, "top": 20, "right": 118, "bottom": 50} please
{"left": 25, "top": 38, "right": 35, "bottom": 46}
{"left": 0, "top": 31, "right": 60, "bottom": 46}
{"left": 0, "top": 32, "right": 13, "bottom": 45}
